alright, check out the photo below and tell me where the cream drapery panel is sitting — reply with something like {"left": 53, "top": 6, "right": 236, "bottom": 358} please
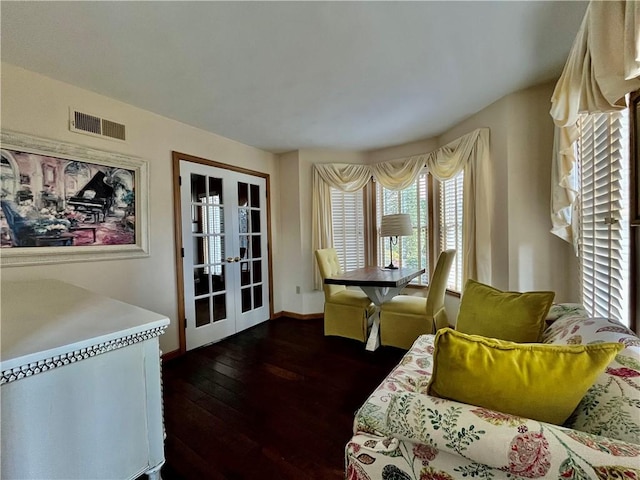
{"left": 312, "top": 164, "right": 372, "bottom": 288}
{"left": 550, "top": 0, "right": 640, "bottom": 247}
{"left": 312, "top": 128, "right": 491, "bottom": 289}
{"left": 426, "top": 128, "right": 492, "bottom": 284}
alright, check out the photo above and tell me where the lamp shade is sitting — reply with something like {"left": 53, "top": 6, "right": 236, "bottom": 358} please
{"left": 380, "top": 214, "right": 413, "bottom": 237}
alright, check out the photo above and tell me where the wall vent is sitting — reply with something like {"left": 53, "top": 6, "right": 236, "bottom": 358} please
{"left": 69, "top": 108, "right": 126, "bottom": 141}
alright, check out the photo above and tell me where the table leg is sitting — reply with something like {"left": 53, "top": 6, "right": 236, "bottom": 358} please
{"left": 365, "top": 309, "right": 381, "bottom": 351}
{"left": 361, "top": 286, "right": 404, "bottom": 352}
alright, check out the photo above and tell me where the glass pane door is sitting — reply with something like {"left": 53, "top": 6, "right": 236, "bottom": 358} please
{"left": 180, "top": 160, "right": 269, "bottom": 350}
{"left": 181, "top": 162, "right": 235, "bottom": 350}
{"left": 232, "top": 175, "right": 269, "bottom": 333}
{"left": 190, "top": 173, "right": 227, "bottom": 327}
{"left": 238, "top": 182, "right": 263, "bottom": 310}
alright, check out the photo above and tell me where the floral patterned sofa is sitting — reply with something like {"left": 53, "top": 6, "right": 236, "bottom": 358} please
{"left": 346, "top": 305, "right": 640, "bottom": 479}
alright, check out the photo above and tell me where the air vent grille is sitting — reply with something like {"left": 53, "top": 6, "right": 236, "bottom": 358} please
{"left": 101, "top": 119, "right": 126, "bottom": 140}
{"left": 74, "top": 111, "right": 102, "bottom": 135}
{"left": 70, "top": 108, "right": 126, "bottom": 141}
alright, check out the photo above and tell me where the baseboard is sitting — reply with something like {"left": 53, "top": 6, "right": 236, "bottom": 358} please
{"left": 273, "top": 311, "right": 324, "bottom": 320}
{"left": 162, "top": 349, "right": 182, "bottom": 362}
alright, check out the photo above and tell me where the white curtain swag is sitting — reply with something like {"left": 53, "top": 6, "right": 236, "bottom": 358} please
{"left": 370, "top": 156, "right": 425, "bottom": 191}
{"left": 314, "top": 163, "right": 371, "bottom": 192}
{"left": 550, "top": 0, "right": 640, "bottom": 246}
{"left": 312, "top": 128, "right": 491, "bottom": 289}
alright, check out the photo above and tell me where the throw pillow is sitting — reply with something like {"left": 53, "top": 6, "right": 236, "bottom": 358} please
{"left": 427, "top": 328, "right": 623, "bottom": 425}
{"left": 456, "top": 279, "right": 555, "bottom": 342}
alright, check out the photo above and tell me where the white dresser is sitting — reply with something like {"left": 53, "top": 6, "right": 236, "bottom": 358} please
{"left": 1, "top": 279, "right": 170, "bottom": 480}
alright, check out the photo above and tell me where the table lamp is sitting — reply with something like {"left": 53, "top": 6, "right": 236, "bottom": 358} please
{"left": 380, "top": 213, "right": 413, "bottom": 269}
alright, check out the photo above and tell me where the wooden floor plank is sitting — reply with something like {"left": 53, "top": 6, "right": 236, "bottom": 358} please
{"left": 160, "top": 317, "right": 404, "bottom": 479}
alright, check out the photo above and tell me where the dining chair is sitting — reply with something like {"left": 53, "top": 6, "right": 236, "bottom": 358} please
{"left": 379, "top": 249, "right": 456, "bottom": 349}
{"left": 315, "top": 248, "right": 375, "bottom": 342}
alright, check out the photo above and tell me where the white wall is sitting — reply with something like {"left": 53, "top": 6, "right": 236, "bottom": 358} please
{"left": 277, "top": 150, "right": 303, "bottom": 313}
{"left": 1, "top": 63, "right": 281, "bottom": 354}
{"left": 505, "top": 83, "right": 578, "bottom": 301}
{"left": 438, "top": 80, "right": 578, "bottom": 301}
{"left": 365, "top": 137, "right": 439, "bottom": 164}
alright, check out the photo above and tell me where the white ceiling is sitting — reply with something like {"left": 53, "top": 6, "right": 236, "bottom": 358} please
{"left": 1, "top": 1, "right": 588, "bottom": 153}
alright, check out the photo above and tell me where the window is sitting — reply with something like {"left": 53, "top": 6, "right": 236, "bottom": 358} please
{"left": 439, "top": 171, "right": 464, "bottom": 292}
{"left": 330, "top": 187, "right": 365, "bottom": 271}
{"left": 376, "top": 174, "right": 430, "bottom": 284}
{"left": 577, "top": 109, "right": 630, "bottom": 326}
{"left": 330, "top": 171, "right": 465, "bottom": 292}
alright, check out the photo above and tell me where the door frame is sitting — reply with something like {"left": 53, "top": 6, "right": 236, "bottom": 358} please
{"left": 172, "top": 151, "right": 274, "bottom": 355}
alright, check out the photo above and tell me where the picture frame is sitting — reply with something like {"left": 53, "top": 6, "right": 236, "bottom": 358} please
{"left": 631, "top": 90, "right": 640, "bottom": 226}
{"left": 0, "top": 130, "right": 149, "bottom": 266}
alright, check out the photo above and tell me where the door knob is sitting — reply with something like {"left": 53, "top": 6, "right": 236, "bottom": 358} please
{"left": 234, "top": 256, "right": 241, "bottom": 262}
{"left": 226, "top": 257, "right": 234, "bottom": 263}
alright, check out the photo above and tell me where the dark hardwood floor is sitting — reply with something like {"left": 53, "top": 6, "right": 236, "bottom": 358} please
{"left": 160, "top": 316, "right": 405, "bottom": 480}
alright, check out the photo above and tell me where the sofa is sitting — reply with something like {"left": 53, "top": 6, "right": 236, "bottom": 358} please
{"left": 346, "top": 304, "right": 640, "bottom": 479}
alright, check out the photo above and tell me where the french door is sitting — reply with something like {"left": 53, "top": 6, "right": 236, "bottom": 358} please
{"left": 180, "top": 160, "right": 270, "bottom": 350}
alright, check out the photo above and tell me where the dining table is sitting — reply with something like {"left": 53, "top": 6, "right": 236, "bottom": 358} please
{"left": 324, "top": 266, "right": 425, "bottom": 351}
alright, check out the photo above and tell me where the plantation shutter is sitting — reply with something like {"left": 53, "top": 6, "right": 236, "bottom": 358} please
{"left": 330, "top": 188, "right": 365, "bottom": 272}
{"left": 578, "top": 110, "right": 629, "bottom": 325}
{"left": 439, "top": 171, "right": 464, "bottom": 292}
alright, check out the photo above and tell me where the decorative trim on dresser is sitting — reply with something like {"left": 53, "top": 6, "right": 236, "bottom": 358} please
{"left": 1, "top": 325, "right": 167, "bottom": 384}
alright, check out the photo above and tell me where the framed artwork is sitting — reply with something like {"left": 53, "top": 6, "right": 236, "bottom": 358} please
{"left": 0, "top": 130, "right": 149, "bottom": 266}
{"left": 632, "top": 90, "right": 640, "bottom": 226}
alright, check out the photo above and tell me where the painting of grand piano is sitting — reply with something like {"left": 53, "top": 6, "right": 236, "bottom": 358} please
{"left": 1, "top": 130, "right": 149, "bottom": 266}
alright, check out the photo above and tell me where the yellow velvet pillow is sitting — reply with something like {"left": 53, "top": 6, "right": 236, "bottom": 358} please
{"left": 427, "top": 328, "right": 623, "bottom": 425}
{"left": 456, "top": 279, "right": 555, "bottom": 342}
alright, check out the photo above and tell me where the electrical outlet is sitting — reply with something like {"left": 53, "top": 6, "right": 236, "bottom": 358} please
{"left": 296, "top": 286, "right": 301, "bottom": 294}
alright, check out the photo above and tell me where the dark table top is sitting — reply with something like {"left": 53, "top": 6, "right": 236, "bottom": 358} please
{"left": 324, "top": 266, "right": 425, "bottom": 288}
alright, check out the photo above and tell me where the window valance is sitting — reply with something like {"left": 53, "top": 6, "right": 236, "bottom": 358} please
{"left": 314, "top": 163, "right": 371, "bottom": 192}
{"left": 312, "top": 128, "right": 492, "bottom": 289}
{"left": 550, "top": 0, "right": 640, "bottom": 247}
